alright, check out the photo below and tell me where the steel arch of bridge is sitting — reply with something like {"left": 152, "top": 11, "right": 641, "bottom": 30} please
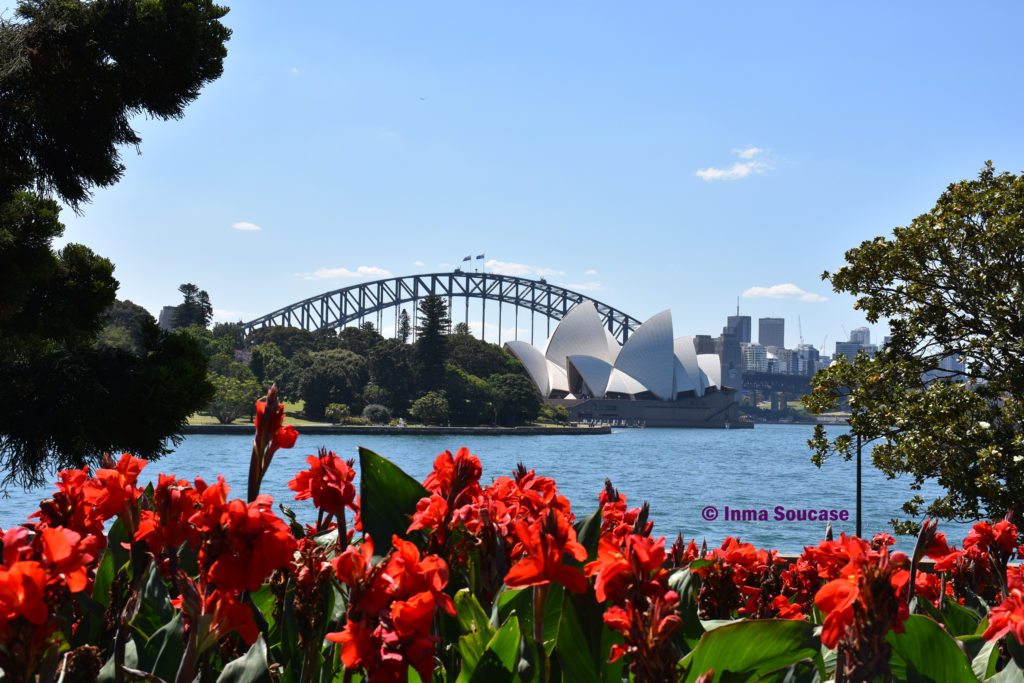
{"left": 240, "top": 271, "right": 642, "bottom": 344}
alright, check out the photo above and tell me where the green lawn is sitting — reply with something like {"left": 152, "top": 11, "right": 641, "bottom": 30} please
{"left": 188, "top": 399, "right": 333, "bottom": 427}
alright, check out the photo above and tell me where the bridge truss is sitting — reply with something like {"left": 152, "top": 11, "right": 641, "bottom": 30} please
{"left": 240, "top": 271, "right": 642, "bottom": 345}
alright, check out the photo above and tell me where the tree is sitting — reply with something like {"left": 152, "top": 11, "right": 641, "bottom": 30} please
{"left": 397, "top": 309, "right": 412, "bottom": 343}
{"left": 443, "top": 364, "right": 495, "bottom": 426}
{"left": 206, "top": 373, "right": 261, "bottom": 424}
{"left": 324, "top": 403, "right": 351, "bottom": 423}
{"left": 337, "top": 324, "right": 384, "bottom": 357}
{"left": 367, "top": 340, "right": 415, "bottom": 415}
{"left": 172, "top": 283, "right": 213, "bottom": 329}
{"left": 452, "top": 321, "right": 471, "bottom": 336}
{"left": 447, "top": 333, "right": 522, "bottom": 378}
{"left": 414, "top": 294, "right": 450, "bottom": 391}
{"left": 0, "top": 0, "right": 228, "bottom": 486}
{"left": 245, "top": 327, "right": 316, "bottom": 358}
{"left": 97, "top": 299, "right": 156, "bottom": 354}
{"left": 362, "top": 404, "right": 391, "bottom": 424}
{"left": 409, "top": 391, "right": 449, "bottom": 425}
{"left": 487, "top": 373, "right": 542, "bottom": 426}
{"left": 0, "top": 0, "right": 230, "bottom": 208}
{"left": 298, "top": 350, "right": 368, "bottom": 420}
{"left": 805, "top": 163, "right": 1024, "bottom": 531}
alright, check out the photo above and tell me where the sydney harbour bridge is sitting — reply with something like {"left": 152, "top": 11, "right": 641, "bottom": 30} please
{"left": 240, "top": 271, "right": 643, "bottom": 346}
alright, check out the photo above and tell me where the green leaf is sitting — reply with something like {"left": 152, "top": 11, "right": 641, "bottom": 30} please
{"left": 358, "top": 446, "right": 428, "bottom": 548}
{"left": 967, "top": 636, "right": 999, "bottom": 680}
{"left": 679, "top": 619, "right": 820, "bottom": 683}
{"left": 887, "top": 614, "right": 977, "bottom": 683}
{"left": 132, "top": 565, "right": 175, "bottom": 639}
{"left": 97, "top": 637, "right": 139, "bottom": 682}
{"left": 468, "top": 615, "right": 522, "bottom": 683}
{"left": 668, "top": 568, "right": 705, "bottom": 651}
{"left": 573, "top": 508, "right": 602, "bottom": 561}
{"left": 217, "top": 635, "right": 272, "bottom": 683}
{"left": 456, "top": 589, "right": 497, "bottom": 681}
{"left": 988, "top": 660, "right": 1024, "bottom": 682}
{"left": 552, "top": 591, "right": 599, "bottom": 683}
{"left": 92, "top": 549, "right": 116, "bottom": 608}
{"left": 137, "top": 613, "right": 185, "bottom": 681}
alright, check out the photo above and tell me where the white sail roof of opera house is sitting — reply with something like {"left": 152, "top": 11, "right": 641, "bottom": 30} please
{"left": 504, "top": 301, "right": 726, "bottom": 401}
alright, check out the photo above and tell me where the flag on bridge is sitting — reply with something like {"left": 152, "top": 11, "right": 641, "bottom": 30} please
{"left": 476, "top": 253, "right": 485, "bottom": 259}
{"left": 462, "top": 255, "right": 471, "bottom": 261}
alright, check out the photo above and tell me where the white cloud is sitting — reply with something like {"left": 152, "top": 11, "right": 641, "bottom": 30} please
{"left": 734, "top": 146, "right": 764, "bottom": 160}
{"left": 485, "top": 259, "right": 565, "bottom": 278}
{"left": 232, "top": 221, "right": 261, "bottom": 231}
{"left": 290, "top": 67, "right": 300, "bottom": 75}
{"left": 414, "top": 260, "right": 426, "bottom": 267}
{"left": 299, "top": 266, "right": 393, "bottom": 281}
{"left": 742, "top": 283, "right": 827, "bottom": 303}
{"left": 584, "top": 269, "right": 599, "bottom": 275}
{"left": 564, "top": 281, "right": 604, "bottom": 292}
{"left": 696, "top": 146, "right": 773, "bottom": 181}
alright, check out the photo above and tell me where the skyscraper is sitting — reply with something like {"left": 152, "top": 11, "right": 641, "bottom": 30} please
{"left": 850, "top": 327, "right": 871, "bottom": 346}
{"left": 758, "top": 317, "right": 785, "bottom": 349}
{"left": 726, "top": 315, "right": 751, "bottom": 344}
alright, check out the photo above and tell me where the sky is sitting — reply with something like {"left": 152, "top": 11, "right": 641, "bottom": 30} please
{"left": 42, "top": 1, "right": 1024, "bottom": 354}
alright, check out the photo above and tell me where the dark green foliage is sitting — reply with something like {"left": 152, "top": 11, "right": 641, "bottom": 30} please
{"left": 444, "top": 365, "right": 496, "bottom": 426}
{"left": 367, "top": 340, "right": 415, "bottom": 415}
{"left": 362, "top": 403, "right": 391, "bottom": 424}
{"left": 397, "top": 309, "right": 411, "bottom": 343}
{"left": 447, "top": 332, "right": 522, "bottom": 378}
{"left": 409, "top": 391, "right": 449, "bottom": 425}
{"left": 171, "top": 283, "right": 212, "bottom": 329}
{"left": 207, "top": 372, "right": 261, "bottom": 424}
{"left": 298, "top": 349, "right": 368, "bottom": 420}
{"left": 337, "top": 323, "right": 384, "bottom": 357}
{"left": 414, "top": 294, "right": 450, "bottom": 391}
{"left": 0, "top": 0, "right": 228, "bottom": 487}
{"left": 0, "top": 329, "right": 212, "bottom": 488}
{"left": 0, "top": 0, "right": 231, "bottom": 208}
{"left": 211, "top": 321, "right": 244, "bottom": 348}
{"left": 487, "top": 373, "right": 542, "bottom": 426}
{"left": 806, "top": 163, "right": 1024, "bottom": 528}
{"left": 245, "top": 327, "right": 316, "bottom": 358}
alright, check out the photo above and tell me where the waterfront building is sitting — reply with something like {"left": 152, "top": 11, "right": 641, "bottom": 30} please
{"left": 758, "top": 317, "right": 785, "bottom": 349}
{"left": 157, "top": 305, "right": 177, "bottom": 331}
{"left": 504, "top": 301, "right": 739, "bottom": 427}
{"left": 796, "top": 344, "right": 821, "bottom": 375}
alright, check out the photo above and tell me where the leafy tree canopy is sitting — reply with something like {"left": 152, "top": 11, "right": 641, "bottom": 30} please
{"left": 0, "top": 0, "right": 229, "bottom": 487}
{"left": 805, "top": 163, "right": 1024, "bottom": 530}
{"left": 0, "top": 0, "right": 231, "bottom": 208}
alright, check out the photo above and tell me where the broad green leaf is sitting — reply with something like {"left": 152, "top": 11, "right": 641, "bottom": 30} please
{"left": 680, "top": 619, "right": 820, "bottom": 683}
{"left": 921, "top": 595, "right": 983, "bottom": 637}
{"left": 132, "top": 565, "right": 174, "bottom": 639}
{"left": 968, "top": 636, "right": 999, "bottom": 680}
{"left": 97, "top": 637, "right": 139, "bottom": 682}
{"left": 217, "top": 635, "right": 272, "bottom": 683}
{"left": 887, "top": 614, "right": 976, "bottom": 683}
{"left": 92, "top": 549, "right": 116, "bottom": 607}
{"left": 137, "top": 612, "right": 184, "bottom": 681}
{"left": 456, "top": 589, "right": 497, "bottom": 680}
{"left": 552, "top": 592, "right": 599, "bottom": 683}
{"left": 573, "top": 508, "right": 602, "bottom": 561}
{"left": 668, "top": 568, "right": 705, "bottom": 651}
{"left": 358, "top": 446, "right": 428, "bottom": 547}
{"left": 988, "top": 660, "right": 1024, "bottom": 682}
{"left": 468, "top": 615, "right": 522, "bottom": 683}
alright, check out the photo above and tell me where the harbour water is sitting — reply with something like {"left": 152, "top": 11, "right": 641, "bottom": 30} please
{"left": 0, "top": 425, "right": 971, "bottom": 553}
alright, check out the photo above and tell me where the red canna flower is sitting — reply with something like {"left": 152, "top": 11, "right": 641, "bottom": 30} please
{"left": 83, "top": 453, "right": 147, "bottom": 521}
{"left": 288, "top": 450, "right": 357, "bottom": 517}
{"left": 249, "top": 384, "right": 299, "bottom": 502}
{"left": 505, "top": 510, "right": 587, "bottom": 593}
{"left": 204, "top": 496, "right": 298, "bottom": 592}
{"left": 984, "top": 588, "right": 1024, "bottom": 644}
{"left": 38, "top": 527, "right": 91, "bottom": 593}
{"left": 0, "top": 561, "right": 49, "bottom": 626}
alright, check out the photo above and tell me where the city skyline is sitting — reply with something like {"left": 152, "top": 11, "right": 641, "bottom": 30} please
{"left": 37, "top": 1, "right": 1024, "bottom": 352}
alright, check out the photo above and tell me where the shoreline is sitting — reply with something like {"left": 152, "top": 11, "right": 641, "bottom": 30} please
{"left": 184, "top": 424, "right": 613, "bottom": 436}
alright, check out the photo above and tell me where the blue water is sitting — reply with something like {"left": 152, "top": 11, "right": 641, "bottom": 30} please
{"left": 0, "top": 425, "right": 970, "bottom": 553}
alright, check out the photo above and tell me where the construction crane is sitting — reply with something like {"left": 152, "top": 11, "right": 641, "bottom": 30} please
{"left": 798, "top": 316, "right": 805, "bottom": 346}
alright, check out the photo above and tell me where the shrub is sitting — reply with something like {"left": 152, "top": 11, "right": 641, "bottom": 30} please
{"left": 362, "top": 403, "right": 391, "bottom": 424}
{"left": 325, "top": 403, "right": 351, "bottom": 423}
{"left": 409, "top": 391, "right": 449, "bottom": 425}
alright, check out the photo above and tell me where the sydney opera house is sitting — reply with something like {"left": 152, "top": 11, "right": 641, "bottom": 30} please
{"left": 504, "top": 301, "right": 743, "bottom": 428}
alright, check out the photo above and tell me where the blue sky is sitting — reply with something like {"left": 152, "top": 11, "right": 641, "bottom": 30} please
{"left": 50, "top": 1, "right": 1024, "bottom": 353}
